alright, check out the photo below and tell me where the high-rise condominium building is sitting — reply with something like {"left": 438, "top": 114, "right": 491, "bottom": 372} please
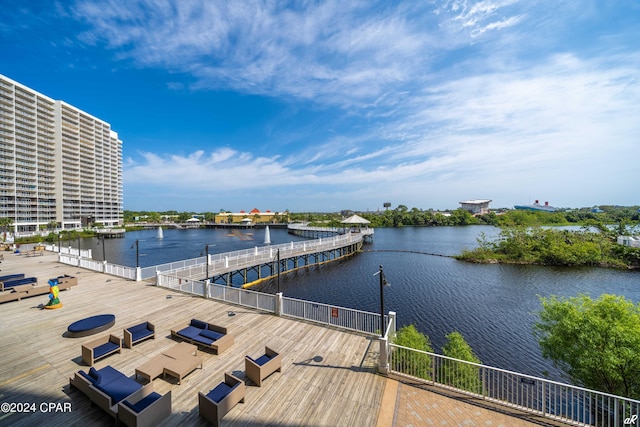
{"left": 0, "top": 74, "right": 123, "bottom": 233}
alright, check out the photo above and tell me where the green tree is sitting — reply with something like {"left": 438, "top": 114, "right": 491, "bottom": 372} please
{"left": 391, "top": 324, "right": 433, "bottom": 380}
{"left": 440, "top": 332, "right": 482, "bottom": 393}
{"left": 534, "top": 294, "right": 640, "bottom": 398}
{"left": 0, "top": 217, "right": 13, "bottom": 241}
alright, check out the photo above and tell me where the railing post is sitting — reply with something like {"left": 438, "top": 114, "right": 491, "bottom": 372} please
{"left": 275, "top": 292, "right": 283, "bottom": 316}
{"left": 156, "top": 270, "right": 161, "bottom": 287}
{"left": 388, "top": 311, "right": 397, "bottom": 336}
{"left": 135, "top": 267, "right": 141, "bottom": 282}
{"left": 204, "top": 279, "right": 210, "bottom": 298}
{"left": 378, "top": 336, "right": 389, "bottom": 374}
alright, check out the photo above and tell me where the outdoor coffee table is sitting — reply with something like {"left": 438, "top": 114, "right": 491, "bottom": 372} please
{"left": 163, "top": 354, "right": 202, "bottom": 384}
{"left": 135, "top": 342, "right": 200, "bottom": 383}
{"left": 135, "top": 357, "right": 166, "bottom": 382}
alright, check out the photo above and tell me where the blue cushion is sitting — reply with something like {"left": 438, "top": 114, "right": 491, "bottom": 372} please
{"left": 68, "top": 314, "right": 115, "bottom": 333}
{"left": 129, "top": 322, "right": 148, "bottom": 332}
{"left": 98, "top": 366, "right": 124, "bottom": 384}
{"left": 190, "top": 319, "right": 207, "bottom": 330}
{"left": 206, "top": 382, "right": 232, "bottom": 403}
{"left": 177, "top": 326, "right": 202, "bottom": 340}
{"left": 93, "top": 341, "right": 120, "bottom": 358}
{"left": 78, "top": 370, "right": 96, "bottom": 384}
{"left": 123, "top": 392, "right": 161, "bottom": 413}
{"left": 254, "top": 354, "right": 272, "bottom": 366}
{"left": 88, "top": 367, "right": 102, "bottom": 384}
{"left": 130, "top": 328, "right": 153, "bottom": 341}
{"left": 95, "top": 376, "right": 142, "bottom": 404}
{"left": 191, "top": 334, "right": 214, "bottom": 345}
{"left": 199, "top": 329, "right": 223, "bottom": 341}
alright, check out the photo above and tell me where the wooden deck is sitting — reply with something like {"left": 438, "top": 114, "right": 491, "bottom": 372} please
{"left": 0, "top": 251, "right": 383, "bottom": 426}
{"left": 0, "top": 251, "right": 564, "bottom": 427}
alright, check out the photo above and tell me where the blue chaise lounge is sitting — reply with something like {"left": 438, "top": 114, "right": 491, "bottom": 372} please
{"left": 171, "top": 319, "right": 234, "bottom": 354}
{"left": 70, "top": 365, "right": 155, "bottom": 419}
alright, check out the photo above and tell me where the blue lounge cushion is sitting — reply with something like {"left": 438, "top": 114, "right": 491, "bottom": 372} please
{"left": 95, "top": 376, "right": 142, "bottom": 404}
{"left": 191, "top": 334, "right": 214, "bottom": 345}
{"left": 129, "top": 322, "right": 148, "bottom": 332}
{"left": 177, "top": 325, "right": 202, "bottom": 340}
{"left": 88, "top": 367, "right": 102, "bottom": 384}
{"left": 190, "top": 319, "right": 207, "bottom": 330}
{"left": 206, "top": 382, "right": 234, "bottom": 403}
{"left": 78, "top": 370, "right": 96, "bottom": 384}
{"left": 199, "top": 329, "right": 223, "bottom": 341}
{"left": 123, "top": 392, "right": 161, "bottom": 413}
{"left": 128, "top": 323, "right": 153, "bottom": 341}
{"left": 93, "top": 341, "right": 120, "bottom": 358}
{"left": 68, "top": 314, "right": 115, "bottom": 333}
{"left": 254, "top": 354, "right": 272, "bottom": 366}
{"left": 98, "top": 366, "right": 124, "bottom": 384}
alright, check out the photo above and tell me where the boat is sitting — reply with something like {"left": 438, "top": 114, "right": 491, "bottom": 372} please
{"left": 514, "top": 200, "right": 557, "bottom": 212}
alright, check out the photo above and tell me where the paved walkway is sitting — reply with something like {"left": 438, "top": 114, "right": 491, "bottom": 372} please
{"left": 377, "top": 377, "right": 555, "bottom": 427}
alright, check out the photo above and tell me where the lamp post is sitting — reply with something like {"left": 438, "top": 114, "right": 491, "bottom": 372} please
{"left": 100, "top": 235, "right": 106, "bottom": 262}
{"left": 133, "top": 239, "right": 139, "bottom": 268}
{"left": 57, "top": 233, "right": 61, "bottom": 253}
{"left": 277, "top": 248, "right": 281, "bottom": 294}
{"left": 77, "top": 234, "right": 81, "bottom": 258}
{"left": 374, "top": 264, "right": 389, "bottom": 337}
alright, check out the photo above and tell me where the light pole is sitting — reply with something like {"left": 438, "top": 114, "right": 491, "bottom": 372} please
{"left": 374, "top": 264, "right": 390, "bottom": 337}
{"left": 200, "top": 243, "right": 214, "bottom": 281}
{"left": 277, "top": 248, "right": 281, "bottom": 294}
{"left": 132, "top": 239, "right": 139, "bottom": 268}
{"left": 99, "top": 235, "right": 106, "bottom": 262}
{"left": 77, "top": 234, "right": 81, "bottom": 258}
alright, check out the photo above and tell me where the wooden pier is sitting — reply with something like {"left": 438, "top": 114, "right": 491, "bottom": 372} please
{"left": 166, "top": 233, "right": 364, "bottom": 287}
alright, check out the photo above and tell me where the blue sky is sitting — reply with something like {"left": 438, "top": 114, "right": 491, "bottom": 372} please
{"left": 2, "top": 1, "right": 639, "bottom": 212}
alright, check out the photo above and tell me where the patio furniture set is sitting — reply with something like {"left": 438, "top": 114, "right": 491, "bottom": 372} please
{"left": 70, "top": 317, "right": 282, "bottom": 426}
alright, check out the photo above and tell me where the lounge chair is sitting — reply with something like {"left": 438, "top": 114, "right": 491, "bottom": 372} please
{"left": 123, "top": 321, "right": 155, "bottom": 348}
{"left": 198, "top": 373, "right": 245, "bottom": 426}
{"left": 117, "top": 388, "right": 172, "bottom": 427}
{"left": 82, "top": 334, "right": 122, "bottom": 366}
{"left": 70, "top": 365, "right": 151, "bottom": 419}
{"left": 245, "top": 346, "right": 282, "bottom": 386}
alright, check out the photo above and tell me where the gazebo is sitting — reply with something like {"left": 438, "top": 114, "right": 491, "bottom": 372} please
{"left": 341, "top": 214, "right": 371, "bottom": 233}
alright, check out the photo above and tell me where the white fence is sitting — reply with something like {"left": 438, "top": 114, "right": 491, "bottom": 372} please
{"left": 156, "top": 272, "right": 380, "bottom": 336}
{"left": 282, "top": 296, "right": 382, "bottom": 335}
{"left": 387, "top": 343, "right": 640, "bottom": 427}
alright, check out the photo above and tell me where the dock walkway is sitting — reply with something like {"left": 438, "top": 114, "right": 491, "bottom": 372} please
{"left": 0, "top": 251, "right": 554, "bottom": 426}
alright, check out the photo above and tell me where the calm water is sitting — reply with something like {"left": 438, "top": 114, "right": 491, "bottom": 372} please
{"left": 80, "top": 226, "right": 640, "bottom": 380}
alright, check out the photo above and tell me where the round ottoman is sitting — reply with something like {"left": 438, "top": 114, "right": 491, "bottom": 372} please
{"left": 67, "top": 314, "right": 115, "bottom": 338}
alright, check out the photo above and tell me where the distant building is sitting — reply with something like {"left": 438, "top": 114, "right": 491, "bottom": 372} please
{"left": 0, "top": 74, "right": 123, "bottom": 232}
{"left": 459, "top": 199, "right": 492, "bottom": 215}
{"left": 618, "top": 236, "right": 640, "bottom": 248}
{"left": 213, "top": 209, "right": 288, "bottom": 224}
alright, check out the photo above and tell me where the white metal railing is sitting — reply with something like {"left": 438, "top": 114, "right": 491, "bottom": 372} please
{"left": 105, "top": 263, "right": 136, "bottom": 280}
{"left": 281, "top": 296, "right": 382, "bottom": 335}
{"left": 140, "top": 257, "right": 205, "bottom": 280}
{"left": 163, "top": 233, "right": 362, "bottom": 280}
{"left": 155, "top": 272, "right": 379, "bottom": 336}
{"left": 288, "top": 222, "right": 374, "bottom": 237}
{"left": 387, "top": 344, "right": 640, "bottom": 427}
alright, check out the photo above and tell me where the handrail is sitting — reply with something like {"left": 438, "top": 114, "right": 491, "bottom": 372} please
{"left": 387, "top": 343, "right": 640, "bottom": 427}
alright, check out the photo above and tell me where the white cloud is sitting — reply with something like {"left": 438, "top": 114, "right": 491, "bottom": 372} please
{"left": 67, "top": 0, "right": 640, "bottom": 209}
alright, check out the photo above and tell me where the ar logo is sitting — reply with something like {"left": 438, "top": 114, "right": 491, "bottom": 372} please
{"left": 624, "top": 414, "right": 638, "bottom": 425}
